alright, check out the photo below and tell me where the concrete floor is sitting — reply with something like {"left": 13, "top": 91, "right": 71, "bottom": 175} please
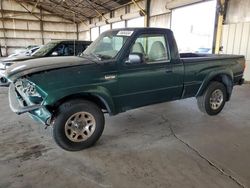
{"left": 0, "top": 84, "right": 249, "bottom": 188}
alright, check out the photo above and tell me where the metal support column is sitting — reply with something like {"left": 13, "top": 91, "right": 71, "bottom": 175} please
{"left": 145, "top": 0, "right": 151, "bottom": 27}
{"left": 0, "top": 0, "right": 8, "bottom": 56}
{"left": 40, "top": 9, "right": 44, "bottom": 45}
{"left": 214, "top": 0, "right": 228, "bottom": 54}
{"left": 76, "top": 23, "right": 79, "bottom": 40}
{"left": 131, "top": 0, "right": 147, "bottom": 26}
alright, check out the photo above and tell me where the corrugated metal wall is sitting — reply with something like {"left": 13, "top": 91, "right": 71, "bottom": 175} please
{"left": 78, "top": 0, "right": 172, "bottom": 41}
{"left": 221, "top": 23, "right": 250, "bottom": 81}
{"left": 0, "top": 0, "right": 77, "bottom": 56}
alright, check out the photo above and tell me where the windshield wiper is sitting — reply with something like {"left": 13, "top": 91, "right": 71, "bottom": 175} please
{"left": 81, "top": 53, "right": 112, "bottom": 61}
{"left": 80, "top": 53, "right": 100, "bottom": 64}
{"left": 90, "top": 53, "right": 102, "bottom": 61}
{"left": 81, "top": 53, "right": 101, "bottom": 60}
{"left": 96, "top": 54, "right": 112, "bottom": 60}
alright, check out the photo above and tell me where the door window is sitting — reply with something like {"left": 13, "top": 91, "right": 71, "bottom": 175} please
{"left": 51, "top": 44, "right": 75, "bottom": 56}
{"left": 130, "top": 34, "right": 169, "bottom": 64}
{"left": 77, "top": 43, "right": 89, "bottom": 55}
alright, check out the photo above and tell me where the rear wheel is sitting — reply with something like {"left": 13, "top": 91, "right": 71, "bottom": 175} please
{"left": 197, "top": 81, "right": 227, "bottom": 115}
{"left": 52, "top": 100, "right": 104, "bottom": 151}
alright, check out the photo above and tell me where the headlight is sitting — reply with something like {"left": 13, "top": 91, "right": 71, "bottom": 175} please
{"left": 23, "top": 82, "right": 37, "bottom": 96}
{"left": 15, "top": 79, "right": 43, "bottom": 104}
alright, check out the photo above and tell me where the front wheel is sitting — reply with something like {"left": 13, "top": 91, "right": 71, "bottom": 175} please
{"left": 52, "top": 100, "right": 104, "bottom": 151}
{"left": 197, "top": 81, "right": 227, "bottom": 116}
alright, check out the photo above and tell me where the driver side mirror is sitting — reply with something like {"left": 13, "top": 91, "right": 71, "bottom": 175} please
{"left": 125, "top": 53, "right": 143, "bottom": 65}
{"left": 52, "top": 52, "right": 59, "bottom": 56}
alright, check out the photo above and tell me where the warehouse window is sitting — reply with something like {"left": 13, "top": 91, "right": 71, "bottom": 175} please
{"left": 112, "top": 21, "right": 125, "bottom": 29}
{"left": 91, "top": 27, "right": 99, "bottom": 41}
{"left": 100, "top": 24, "right": 111, "bottom": 34}
{"left": 127, "top": 17, "right": 144, "bottom": 28}
{"left": 150, "top": 14, "right": 170, "bottom": 28}
{"left": 171, "top": 0, "right": 216, "bottom": 53}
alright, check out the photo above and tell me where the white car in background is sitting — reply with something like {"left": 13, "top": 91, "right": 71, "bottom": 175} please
{"left": 195, "top": 47, "right": 212, "bottom": 54}
{"left": 8, "top": 46, "right": 41, "bottom": 58}
{"left": 0, "top": 40, "right": 91, "bottom": 86}
{"left": 0, "top": 46, "right": 40, "bottom": 86}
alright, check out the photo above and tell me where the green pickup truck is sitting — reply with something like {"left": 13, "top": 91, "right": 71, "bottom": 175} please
{"left": 6, "top": 28, "right": 245, "bottom": 151}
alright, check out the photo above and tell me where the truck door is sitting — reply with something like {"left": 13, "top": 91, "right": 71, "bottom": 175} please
{"left": 116, "top": 32, "right": 184, "bottom": 111}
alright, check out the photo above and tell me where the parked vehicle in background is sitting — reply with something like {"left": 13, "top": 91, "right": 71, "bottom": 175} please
{"left": 8, "top": 46, "right": 41, "bottom": 58}
{"left": 195, "top": 47, "right": 212, "bottom": 54}
{"left": 0, "top": 40, "right": 91, "bottom": 86}
{"left": 32, "top": 40, "right": 91, "bottom": 58}
{"left": 6, "top": 28, "right": 245, "bottom": 151}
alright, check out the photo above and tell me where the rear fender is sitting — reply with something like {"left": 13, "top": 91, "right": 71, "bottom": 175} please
{"left": 196, "top": 69, "right": 233, "bottom": 100}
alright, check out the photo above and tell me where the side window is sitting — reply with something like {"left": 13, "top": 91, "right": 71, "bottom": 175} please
{"left": 77, "top": 44, "right": 89, "bottom": 55}
{"left": 63, "top": 44, "right": 75, "bottom": 56}
{"left": 51, "top": 44, "right": 64, "bottom": 56}
{"left": 51, "top": 44, "right": 75, "bottom": 56}
{"left": 76, "top": 44, "right": 82, "bottom": 55}
{"left": 130, "top": 34, "right": 169, "bottom": 64}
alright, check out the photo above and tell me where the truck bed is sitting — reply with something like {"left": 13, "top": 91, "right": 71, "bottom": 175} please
{"left": 180, "top": 53, "right": 244, "bottom": 63}
{"left": 179, "top": 53, "right": 245, "bottom": 99}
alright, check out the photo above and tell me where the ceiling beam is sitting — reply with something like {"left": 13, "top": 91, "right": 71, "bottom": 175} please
{"left": 25, "top": 1, "right": 78, "bottom": 23}
{"left": 14, "top": 0, "right": 133, "bottom": 23}
{"left": 16, "top": 1, "right": 41, "bottom": 20}
{"left": 85, "top": 0, "right": 108, "bottom": 21}
{"left": 47, "top": 0, "right": 90, "bottom": 21}
{"left": 89, "top": 0, "right": 111, "bottom": 11}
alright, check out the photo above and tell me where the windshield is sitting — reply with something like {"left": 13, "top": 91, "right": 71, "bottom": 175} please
{"left": 32, "top": 42, "right": 59, "bottom": 57}
{"left": 82, "top": 30, "right": 131, "bottom": 60}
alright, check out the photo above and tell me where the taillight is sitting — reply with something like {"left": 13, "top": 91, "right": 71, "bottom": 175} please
{"left": 237, "top": 58, "right": 246, "bottom": 72}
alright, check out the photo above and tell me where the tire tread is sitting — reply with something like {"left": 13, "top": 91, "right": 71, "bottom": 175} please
{"left": 197, "top": 81, "right": 227, "bottom": 116}
{"left": 52, "top": 99, "right": 104, "bottom": 151}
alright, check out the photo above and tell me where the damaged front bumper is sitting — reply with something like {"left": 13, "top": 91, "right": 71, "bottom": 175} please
{"left": 8, "top": 84, "right": 51, "bottom": 125}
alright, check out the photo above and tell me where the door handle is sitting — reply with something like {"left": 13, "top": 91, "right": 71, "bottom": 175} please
{"left": 166, "top": 68, "right": 173, "bottom": 73}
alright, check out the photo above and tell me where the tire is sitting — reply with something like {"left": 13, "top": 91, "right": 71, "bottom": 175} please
{"left": 52, "top": 100, "right": 104, "bottom": 151}
{"left": 197, "top": 81, "right": 227, "bottom": 116}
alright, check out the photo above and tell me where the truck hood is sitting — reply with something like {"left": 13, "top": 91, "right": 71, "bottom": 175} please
{"left": 0, "top": 55, "right": 34, "bottom": 64}
{"left": 6, "top": 56, "right": 93, "bottom": 81}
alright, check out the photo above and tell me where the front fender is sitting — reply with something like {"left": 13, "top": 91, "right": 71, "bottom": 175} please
{"left": 196, "top": 68, "right": 233, "bottom": 97}
{"left": 42, "top": 85, "right": 116, "bottom": 115}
